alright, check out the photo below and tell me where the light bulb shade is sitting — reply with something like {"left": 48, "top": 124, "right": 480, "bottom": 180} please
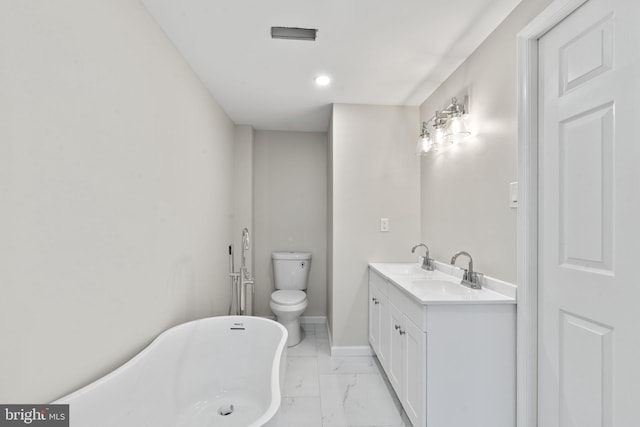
{"left": 434, "top": 127, "right": 445, "bottom": 145}
{"left": 416, "top": 134, "right": 432, "bottom": 155}
{"left": 444, "top": 115, "right": 471, "bottom": 143}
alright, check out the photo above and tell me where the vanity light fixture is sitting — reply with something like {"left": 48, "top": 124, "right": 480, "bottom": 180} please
{"left": 416, "top": 122, "right": 433, "bottom": 155}
{"left": 433, "top": 111, "right": 448, "bottom": 145}
{"left": 444, "top": 99, "right": 471, "bottom": 143}
{"left": 416, "top": 96, "right": 471, "bottom": 156}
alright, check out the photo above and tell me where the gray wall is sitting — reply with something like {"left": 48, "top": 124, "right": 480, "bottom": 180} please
{"left": 0, "top": 0, "right": 236, "bottom": 402}
{"left": 253, "top": 131, "right": 328, "bottom": 318}
{"left": 329, "top": 104, "right": 420, "bottom": 347}
{"left": 419, "top": 0, "right": 551, "bottom": 283}
{"left": 232, "top": 125, "right": 255, "bottom": 314}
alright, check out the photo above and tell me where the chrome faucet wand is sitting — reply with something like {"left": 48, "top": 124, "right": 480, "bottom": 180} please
{"left": 239, "top": 228, "right": 254, "bottom": 315}
{"left": 241, "top": 228, "right": 250, "bottom": 277}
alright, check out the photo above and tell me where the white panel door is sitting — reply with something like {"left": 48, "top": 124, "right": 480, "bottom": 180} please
{"left": 538, "top": 0, "right": 640, "bottom": 425}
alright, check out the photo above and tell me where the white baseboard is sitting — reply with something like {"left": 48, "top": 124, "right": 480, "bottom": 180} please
{"left": 264, "top": 315, "right": 371, "bottom": 356}
{"left": 262, "top": 315, "right": 326, "bottom": 325}
{"left": 325, "top": 320, "right": 374, "bottom": 356}
{"left": 300, "top": 316, "right": 327, "bottom": 325}
{"left": 330, "top": 345, "right": 375, "bottom": 357}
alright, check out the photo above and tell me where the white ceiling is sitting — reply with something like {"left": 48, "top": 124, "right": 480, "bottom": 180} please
{"left": 142, "top": 0, "right": 522, "bottom": 132}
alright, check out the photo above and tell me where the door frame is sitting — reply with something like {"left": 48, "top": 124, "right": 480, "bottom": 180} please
{"left": 515, "top": 1, "right": 590, "bottom": 426}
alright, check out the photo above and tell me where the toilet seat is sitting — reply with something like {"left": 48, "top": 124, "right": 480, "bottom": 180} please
{"left": 271, "top": 290, "right": 306, "bottom": 306}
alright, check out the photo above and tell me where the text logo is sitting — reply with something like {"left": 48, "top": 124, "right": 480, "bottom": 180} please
{"left": 0, "top": 405, "right": 68, "bottom": 426}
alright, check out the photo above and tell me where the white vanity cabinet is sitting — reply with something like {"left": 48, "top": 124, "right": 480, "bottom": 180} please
{"left": 368, "top": 266, "right": 516, "bottom": 427}
{"left": 369, "top": 269, "right": 426, "bottom": 427}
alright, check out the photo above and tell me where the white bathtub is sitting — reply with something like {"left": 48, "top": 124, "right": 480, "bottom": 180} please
{"left": 54, "top": 316, "right": 288, "bottom": 427}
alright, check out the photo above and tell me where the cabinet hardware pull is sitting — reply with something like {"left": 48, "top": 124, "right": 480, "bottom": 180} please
{"left": 395, "top": 324, "right": 400, "bottom": 330}
{"left": 399, "top": 329, "right": 406, "bottom": 335}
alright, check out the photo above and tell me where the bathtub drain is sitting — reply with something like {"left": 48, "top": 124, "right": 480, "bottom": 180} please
{"left": 218, "top": 404, "right": 234, "bottom": 416}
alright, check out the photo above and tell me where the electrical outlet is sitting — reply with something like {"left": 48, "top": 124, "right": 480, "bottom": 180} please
{"left": 380, "top": 218, "right": 389, "bottom": 232}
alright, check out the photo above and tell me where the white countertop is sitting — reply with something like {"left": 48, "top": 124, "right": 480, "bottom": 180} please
{"left": 369, "top": 262, "right": 516, "bottom": 305}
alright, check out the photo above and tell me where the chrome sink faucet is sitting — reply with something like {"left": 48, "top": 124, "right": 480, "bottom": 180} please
{"left": 450, "top": 251, "right": 482, "bottom": 289}
{"left": 411, "top": 243, "right": 435, "bottom": 271}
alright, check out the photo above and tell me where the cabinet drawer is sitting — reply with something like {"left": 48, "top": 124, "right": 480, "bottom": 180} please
{"left": 388, "top": 284, "right": 427, "bottom": 332}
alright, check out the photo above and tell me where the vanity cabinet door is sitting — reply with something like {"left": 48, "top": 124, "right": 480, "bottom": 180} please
{"left": 375, "top": 291, "right": 390, "bottom": 371}
{"left": 402, "top": 317, "right": 426, "bottom": 427}
{"left": 368, "top": 283, "right": 381, "bottom": 353}
{"left": 369, "top": 272, "right": 391, "bottom": 371}
{"left": 388, "top": 301, "right": 405, "bottom": 397}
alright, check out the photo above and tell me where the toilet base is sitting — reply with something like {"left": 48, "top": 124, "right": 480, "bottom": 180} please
{"left": 270, "top": 297, "right": 308, "bottom": 347}
{"left": 278, "top": 317, "right": 303, "bottom": 347}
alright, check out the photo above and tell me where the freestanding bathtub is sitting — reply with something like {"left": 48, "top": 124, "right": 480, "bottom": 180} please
{"left": 54, "top": 316, "right": 288, "bottom": 427}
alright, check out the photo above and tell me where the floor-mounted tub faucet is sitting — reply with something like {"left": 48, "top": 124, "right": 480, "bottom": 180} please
{"left": 241, "top": 228, "right": 250, "bottom": 277}
{"left": 450, "top": 251, "right": 482, "bottom": 289}
{"left": 411, "top": 243, "right": 435, "bottom": 271}
{"left": 229, "top": 228, "right": 255, "bottom": 316}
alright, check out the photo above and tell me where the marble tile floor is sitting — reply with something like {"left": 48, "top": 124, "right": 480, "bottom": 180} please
{"left": 279, "top": 323, "right": 412, "bottom": 427}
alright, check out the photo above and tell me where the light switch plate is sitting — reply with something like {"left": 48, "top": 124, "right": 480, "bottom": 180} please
{"left": 509, "top": 182, "right": 518, "bottom": 208}
{"left": 380, "top": 218, "right": 389, "bottom": 232}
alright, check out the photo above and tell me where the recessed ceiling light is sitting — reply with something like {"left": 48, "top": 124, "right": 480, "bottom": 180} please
{"left": 314, "top": 75, "right": 331, "bottom": 86}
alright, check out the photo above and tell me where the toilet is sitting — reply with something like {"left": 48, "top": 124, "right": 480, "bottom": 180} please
{"left": 270, "top": 251, "right": 311, "bottom": 347}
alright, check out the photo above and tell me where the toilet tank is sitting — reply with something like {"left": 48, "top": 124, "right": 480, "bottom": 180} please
{"left": 272, "top": 252, "right": 312, "bottom": 290}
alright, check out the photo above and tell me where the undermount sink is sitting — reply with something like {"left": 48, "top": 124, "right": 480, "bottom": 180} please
{"left": 377, "top": 263, "right": 428, "bottom": 276}
{"left": 406, "top": 276, "right": 511, "bottom": 302}
{"left": 410, "top": 279, "right": 475, "bottom": 297}
{"left": 408, "top": 273, "right": 507, "bottom": 302}
{"left": 406, "top": 278, "right": 506, "bottom": 301}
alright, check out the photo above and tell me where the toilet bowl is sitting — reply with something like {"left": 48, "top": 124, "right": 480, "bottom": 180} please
{"left": 270, "top": 290, "right": 309, "bottom": 346}
{"left": 270, "top": 252, "right": 311, "bottom": 347}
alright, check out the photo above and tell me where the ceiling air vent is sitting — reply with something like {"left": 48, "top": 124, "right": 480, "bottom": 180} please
{"left": 270, "top": 27, "right": 317, "bottom": 41}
